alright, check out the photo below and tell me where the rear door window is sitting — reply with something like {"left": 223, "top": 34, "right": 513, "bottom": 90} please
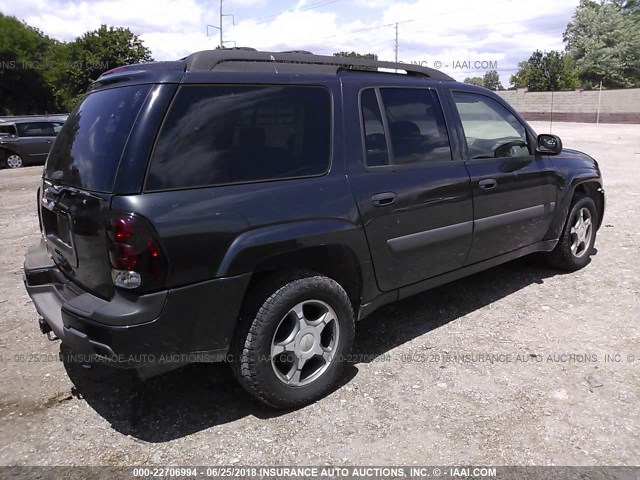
{"left": 361, "top": 88, "right": 390, "bottom": 166}
{"left": 145, "top": 85, "right": 332, "bottom": 191}
{"left": 45, "top": 84, "right": 152, "bottom": 192}
{"left": 17, "top": 122, "right": 56, "bottom": 137}
{"left": 379, "top": 88, "right": 452, "bottom": 164}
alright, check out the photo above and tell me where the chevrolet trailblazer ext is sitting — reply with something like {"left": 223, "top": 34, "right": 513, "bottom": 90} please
{"left": 23, "top": 49, "right": 605, "bottom": 408}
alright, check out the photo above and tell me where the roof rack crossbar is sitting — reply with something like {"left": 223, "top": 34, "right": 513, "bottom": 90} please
{"left": 184, "top": 49, "right": 454, "bottom": 81}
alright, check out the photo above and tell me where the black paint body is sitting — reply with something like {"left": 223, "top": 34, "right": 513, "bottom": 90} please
{"left": 23, "top": 61, "right": 605, "bottom": 367}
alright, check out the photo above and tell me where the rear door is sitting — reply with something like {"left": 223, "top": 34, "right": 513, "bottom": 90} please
{"left": 346, "top": 82, "right": 473, "bottom": 292}
{"left": 447, "top": 88, "right": 558, "bottom": 264}
{"left": 16, "top": 122, "right": 55, "bottom": 162}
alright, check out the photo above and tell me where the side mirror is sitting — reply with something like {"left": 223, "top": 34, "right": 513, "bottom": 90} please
{"left": 536, "top": 134, "right": 563, "bottom": 155}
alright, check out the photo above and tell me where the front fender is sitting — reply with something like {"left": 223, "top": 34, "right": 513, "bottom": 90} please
{"left": 545, "top": 169, "right": 603, "bottom": 240}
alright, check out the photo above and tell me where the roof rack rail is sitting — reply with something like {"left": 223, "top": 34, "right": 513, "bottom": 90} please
{"left": 184, "top": 49, "right": 454, "bottom": 81}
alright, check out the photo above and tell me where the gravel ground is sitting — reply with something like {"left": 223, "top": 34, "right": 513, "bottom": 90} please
{"left": 0, "top": 122, "right": 638, "bottom": 466}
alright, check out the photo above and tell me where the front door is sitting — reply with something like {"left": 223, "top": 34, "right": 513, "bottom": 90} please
{"left": 448, "top": 89, "right": 558, "bottom": 264}
{"left": 346, "top": 84, "right": 473, "bottom": 292}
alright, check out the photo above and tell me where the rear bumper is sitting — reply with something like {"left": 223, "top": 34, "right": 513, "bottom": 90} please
{"left": 23, "top": 240, "right": 250, "bottom": 367}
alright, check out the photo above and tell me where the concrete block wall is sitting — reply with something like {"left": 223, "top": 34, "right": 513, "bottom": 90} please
{"left": 496, "top": 88, "right": 640, "bottom": 124}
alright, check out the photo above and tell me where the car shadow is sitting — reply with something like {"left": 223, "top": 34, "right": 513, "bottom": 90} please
{"left": 62, "top": 255, "right": 567, "bottom": 442}
{"left": 353, "top": 255, "right": 569, "bottom": 359}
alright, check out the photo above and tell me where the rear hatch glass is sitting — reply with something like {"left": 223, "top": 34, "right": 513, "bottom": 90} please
{"left": 45, "top": 84, "right": 152, "bottom": 192}
{"left": 41, "top": 84, "right": 151, "bottom": 298}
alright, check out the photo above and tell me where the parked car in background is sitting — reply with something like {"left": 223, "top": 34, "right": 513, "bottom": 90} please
{"left": 0, "top": 116, "right": 67, "bottom": 168}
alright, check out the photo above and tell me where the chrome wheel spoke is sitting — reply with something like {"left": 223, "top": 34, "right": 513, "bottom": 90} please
{"left": 570, "top": 207, "right": 593, "bottom": 258}
{"left": 287, "top": 356, "right": 307, "bottom": 384}
{"left": 321, "top": 349, "right": 334, "bottom": 364}
{"left": 312, "top": 310, "right": 334, "bottom": 336}
{"left": 272, "top": 338, "right": 296, "bottom": 356}
{"left": 270, "top": 299, "right": 340, "bottom": 387}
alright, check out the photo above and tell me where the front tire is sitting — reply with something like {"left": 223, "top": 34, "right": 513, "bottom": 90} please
{"left": 547, "top": 194, "right": 598, "bottom": 271}
{"left": 231, "top": 272, "right": 354, "bottom": 409}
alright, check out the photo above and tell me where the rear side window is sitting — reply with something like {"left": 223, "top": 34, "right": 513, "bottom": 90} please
{"left": 145, "top": 85, "right": 331, "bottom": 191}
{"left": 17, "top": 122, "right": 56, "bottom": 137}
{"left": 45, "top": 85, "right": 152, "bottom": 192}
{"left": 380, "top": 88, "right": 451, "bottom": 164}
{"left": 360, "top": 87, "right": 452, "bottom": 167}
{"left": 361, "top": 89, "right": 390, "bottom": 166}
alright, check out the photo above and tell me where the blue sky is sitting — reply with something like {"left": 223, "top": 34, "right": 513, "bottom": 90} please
{"left": 2, "top": 0, "right": 580, "bottom": 84}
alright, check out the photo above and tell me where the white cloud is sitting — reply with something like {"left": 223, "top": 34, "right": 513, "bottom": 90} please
{"left": 2, "top": 0, "right": 580, "bottom": 83}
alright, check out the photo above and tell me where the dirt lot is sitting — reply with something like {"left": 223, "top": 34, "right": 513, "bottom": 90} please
{"left": 0, "top": 122, "right": 638, "bottom": 466}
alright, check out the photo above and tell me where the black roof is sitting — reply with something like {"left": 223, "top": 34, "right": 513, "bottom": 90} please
{"left": 183, "top": 48, "right": 455, "bottom": 81}
{"left": 94, "top": 48, "right": 455, "bottom": 88}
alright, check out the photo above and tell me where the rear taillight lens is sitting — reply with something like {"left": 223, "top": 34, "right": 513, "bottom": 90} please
{"left": 107, "top": 213, "right": 166, "bottom": 290}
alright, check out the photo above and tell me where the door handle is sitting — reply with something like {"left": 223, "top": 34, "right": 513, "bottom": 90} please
{"left": 479, "top": 179, "right": 497, "bottom": 190}
{"left": 371, "top": 192, "right": 396, "bottom": 207}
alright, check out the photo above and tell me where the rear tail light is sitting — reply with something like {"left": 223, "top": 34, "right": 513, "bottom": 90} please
{"left": 107, "top": 213, "right": 166, "bottom": 290}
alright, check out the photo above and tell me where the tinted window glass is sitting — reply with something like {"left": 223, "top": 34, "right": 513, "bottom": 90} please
{"left": 146, "top": 85, "right": 331, "bottom": 190}
{"left": 380, "top": 88, "right": 451, "bottom": 164}
{"left": 452, "top": 91, "right": 529, "bottom": 159}
{"left": 361, "top": 88, "right": 390, "bottom": 166}
{"left": 0, "top": 125, "right": 16, "bottom": 136}
{"left": 18, "top": 122, "right": 56, "bottom": 137}
{"left": 52, "top": 122, "right": 64, "bottom": 134}
{"left": 45, "top": 85, "right": 151, "bottom": 192}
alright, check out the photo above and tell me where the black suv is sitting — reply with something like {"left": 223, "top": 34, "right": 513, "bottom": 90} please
{"left": 0, "top": 116, "right": 67, "bottom": 168}
{"left": 23, "top": 50, "right": 605, "bottom": 408}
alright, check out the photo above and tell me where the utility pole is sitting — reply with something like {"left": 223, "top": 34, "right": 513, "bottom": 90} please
{"left": 219, "top": 0, "right": 224, "bottom": 48}
{"left": 206, "top": 0, "right": 235, "bottom": 48}
{"left": 596, "top": 80, "right": 603, "bottom": 124}
{"left": 394, "top": 22, "right": 399, "bottom": 63}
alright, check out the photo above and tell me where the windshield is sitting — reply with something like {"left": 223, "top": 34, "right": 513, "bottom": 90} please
{"left": 45, "top": 84, "right": 151, "bottom": 192}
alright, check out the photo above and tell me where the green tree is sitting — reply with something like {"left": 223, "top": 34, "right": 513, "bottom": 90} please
{"left": 0, "top": 14, "right": 59, "bottom": 114}
{"left": 463, "top": 76, "right": 483, "bottom": 86}
{"left": 482, "top": 70, "right": 504, "bottom": 90}
{"left": 53, "top": 25, "right": 153, "bottom": 109}
{"left": 558, "top": 54, "right": 580, "bottom": 90}
{"left": 510, "top": 50, "right": 580, "bottom": 91}
{"left": 333, "top": 51, "right": 378, "bottom": 71}
{"left": 333, "top": 51, "right": 378, "bottom": 61}
{"left": 564, "top": 0, "right": 640, "bottom": 88}
{"left": 611, "top": 0, "right": 640, "bottom": 14}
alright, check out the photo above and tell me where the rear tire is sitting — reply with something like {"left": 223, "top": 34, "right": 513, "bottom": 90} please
{"left": 231, "top": 272, "right": 354, "bottom": 409}
{"left": 547, "top": 194, "right": 598, "bottom": 271}
{"left": 5, "top": 153, "right": 24, "bottom": 169}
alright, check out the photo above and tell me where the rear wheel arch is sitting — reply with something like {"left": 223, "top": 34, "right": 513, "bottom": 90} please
{"left": 248, "top": 245, "right": 364, "bottom": 313}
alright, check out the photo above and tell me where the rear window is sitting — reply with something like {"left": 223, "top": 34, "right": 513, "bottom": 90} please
{"left": 145, "top": 85, "right": 331, "bottom": 191}
{"left": 45, "top": 85, "right": 151, "bottom": 192}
